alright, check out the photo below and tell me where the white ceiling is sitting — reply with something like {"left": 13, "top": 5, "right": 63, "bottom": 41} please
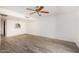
{"left": 0, "top": 6, "right": 79, "bottom": 17}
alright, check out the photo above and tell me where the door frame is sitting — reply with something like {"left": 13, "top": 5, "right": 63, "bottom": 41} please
{"left": 0, "top": 14, "right": 7, "bottom": 37}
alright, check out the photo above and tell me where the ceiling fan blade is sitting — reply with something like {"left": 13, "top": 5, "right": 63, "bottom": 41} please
{"left": 40, "top": 11, "right": 49, "bottom": 13}
{"left": 36, "top": 6, "right": 44, "bottom": 11}
{"left": 26, "top": 8, "right": 35, "bottom": 11}
{"left": 30, "top": 12, "right": 36, "bottom": 15}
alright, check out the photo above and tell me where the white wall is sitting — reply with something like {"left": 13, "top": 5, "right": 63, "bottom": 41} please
{"left": 55, "top": 11, "right": 79, "bottom": 47}
{"left": 6, "top": 16, "right": 27, "bottom": 37}
{"left": 27, "top": 16, "right": 56, "bottom": 38}
{"left": 74, "top": 11, "right": 79, "bottom": 47}
{"left": 55, "top": 12, "right": 78, "bottom": 42}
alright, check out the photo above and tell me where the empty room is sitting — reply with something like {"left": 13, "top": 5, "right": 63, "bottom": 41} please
{"left": 0, "top": 6, "right": 79, "bottom": 53}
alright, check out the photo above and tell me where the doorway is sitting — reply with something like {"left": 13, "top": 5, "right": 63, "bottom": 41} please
{"left": 0, "top": 14, "right": 7, "bottom": 49}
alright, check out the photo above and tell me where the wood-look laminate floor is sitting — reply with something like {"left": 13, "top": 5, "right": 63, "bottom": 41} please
{"left": 0, "top": 34, "right": 79, "bottom": 53}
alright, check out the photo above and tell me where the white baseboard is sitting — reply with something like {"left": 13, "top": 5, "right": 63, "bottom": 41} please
{"left": 27, "top": 33, "right": 74, "bottom": 43}
{"left": 74, "top": 41, "right": 79, "bottom": 48}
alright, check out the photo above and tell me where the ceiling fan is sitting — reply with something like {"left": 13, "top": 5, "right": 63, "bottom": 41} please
{"left": 26, "top": 6, "right": 49, "bottom": 16}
